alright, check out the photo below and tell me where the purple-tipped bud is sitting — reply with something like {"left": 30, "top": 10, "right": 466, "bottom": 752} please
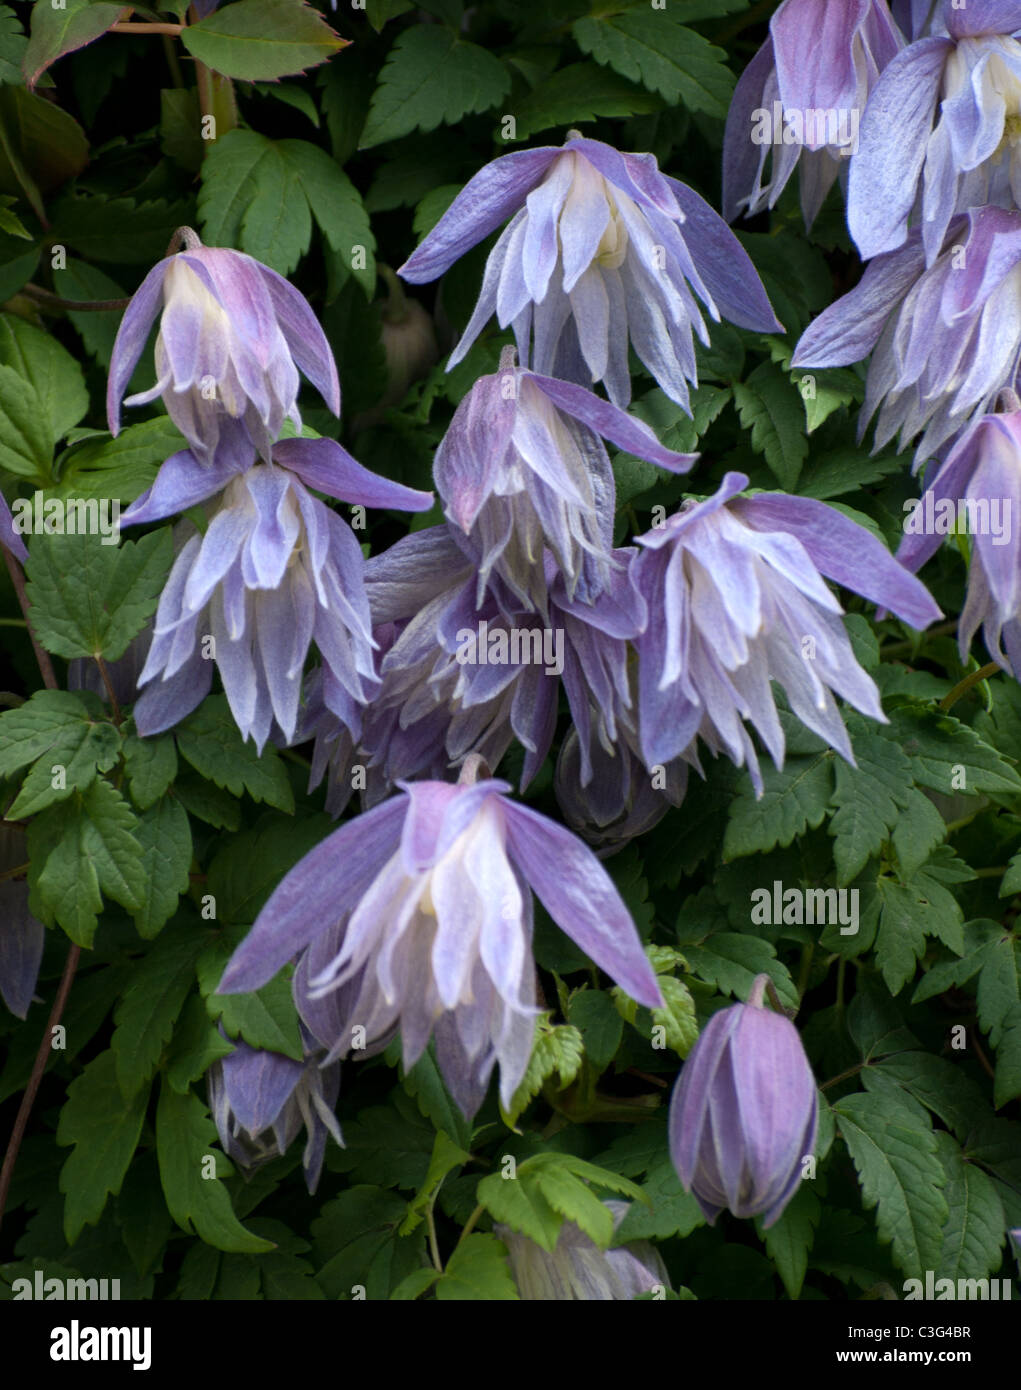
{"left": 668, "top": 974, "right": 818, "bottom": 1228}
{"left": 496, "top": 1201, "right": 670, "bottom": 1300}
{"left": 1, "top": 489, "right": 28, "bottom": 563}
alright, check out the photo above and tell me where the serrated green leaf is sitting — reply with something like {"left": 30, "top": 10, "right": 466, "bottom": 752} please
{"left": 476, "top": 1167, "right": 564, "bottom": 1253}
{"left": 165, "top": 994, "right": 235, "bottom": 1094}
{"left": 503, "top": 1015, "right": 584, "bottom": 1125}
{"left": 723, "top": 751, "right": 833, "bottom": 859}
{"left": 573, "top": 11, "right": 733, "bottom": 117}
{"left": 0, "top": 363, "right": 52, "bottom": 479}
{"left": 511, "top": 61, "right": 662, "bottom": 140}
{"left": 360, "top": 25, "right": 510, "bottom": 148}
{"left": 111, "top": 922, "right": 209, "bottom": 1100}
{"left": 56, "top": 1050, "right": 149, "bottom": 1245}
{"left": 759, "top": 1182, "right": 821, "bottom": 1300}
{"left": 327, "top": 1091, "right": 435, "bottom": 1190}
{"left": 312, "top": 1185, "right": 424, "bottom": 1299}
{"left": 181, "top": 0, "right": 345, "bottom": 81}
{"left": 932, "top": 1131, "right": 1006, "bottom": 1282}
{"left": 681, "top": 933, "right": 799, "bottom": 1011}
{"left": 400, "top": 1130, "right": 471, "bottom": 1236}
{"left": 569, "top": 989, "right": 624, "bottom": 1071}
{"left": 121, "top": 731, "right": 177, "bottom": 810}
{"left": 25, "top": 528, "right": 173, "bottom": 661}
{"left": 56, "top": 419, "right": 187, "bottom": 505}
{"left": 0, "top": 313, "right": 88, "bottom": 444}
{"left": 435, "top": 1232, "right": 518, "bottom": 1300}
{"left": 175, "top": 695, "right": 293, "bottom": 810}
{"left": 23, "top": 0, "right": 122, "bottom": 89}
{"left": 0, "top": 688, "right": 119, "bottom": 817}
{"left": 651, "top": 974, "right": 699, "bottom": 1057}
{"left": 130, "top": 797, "right": 192, "bottom": 939}
{"left": 890, "top": 705, "right": 1021, "bottom": 798}
{"left": 732, "top": 360, "right": 809, "bottom": 489}
{"left": 155, "top": 1080, "right": 274, "bottom": 1254}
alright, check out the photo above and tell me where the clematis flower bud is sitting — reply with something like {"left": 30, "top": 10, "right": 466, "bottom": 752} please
{"left": 0, "top": 827, "right": 44, "bottom": 1021}
{"left": 668, "top": 974, "right": 818, "bottom": 1227}
{"left": 496, "top": 1201, "right": 670, "bottom": 1300}
{"left": 0, "top": 488, "right": 28, "bottom": 562}
{"left": 107, "top": 228, "right": 341, "bottom": 467}
{"left": 207, "top": 1030, "right": 342, "bottom": 1195}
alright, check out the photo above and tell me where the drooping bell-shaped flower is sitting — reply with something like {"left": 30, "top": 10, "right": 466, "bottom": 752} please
{"left": 121, "top": 436, "right": 432, "bottom": 749}
{"left": 207, "top": 1030, "right": 343, "bottom": 1194}
{"left": 0, "top": 829, "right": 44, "bottom": 1021}
{"left": 107, "top": 228, "right": 340, "bottom": 466}
{"left": 724, "top": 0, "right": 902, "bottom": 226}
{"left": 217, "top": 760, "right": 663, "bottom": 1118}
{"left": 898, "top": 407, "right": 1021, "bottom": 674}
{"left": 434, "top": 348, "right": 695, "bottom": 614}
{"left": 1, "top": 489, "right": 28, "bottom": 563}
{"left": 633, "top": 473, "right": 941, "bottom": 793}
{"left": 496, "top": 1200, "right": 670, "bottom": 1300}
{"left": 792, "top": 207, "right": 1021, "bottom": 462}
{"left": 399, "top": 134, "right": 781, "bottom": 409}
{"left": 849, "top": 1, "right": 1021, "bottom": 264}
{"left": 669, "top": 974, "right": 818, "bottom": 1227}
{"left": 554, "top": 727, "right": 685, "bottom": 859}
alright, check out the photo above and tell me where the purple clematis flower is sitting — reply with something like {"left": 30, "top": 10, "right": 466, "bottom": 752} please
{"left": 669, "top": 974, "right": 818, "bottom": 1228}
{"left": 399, "top": 134, "right": 781, "bottom": 409}
{"left": 0, "top": 829, "right": 44, "bottom": 1021}
{"left": 496, "top": 1200, "right": 670, "bottom": 1300}
{"left": 434, "top": 346, "right": 695, "bottom": 613}
{"left": 208, "top": 1031, "right": 343, "bottom": 1195}
{"left": 633, "top": 473, "right": 941, "bottom": 793}
{"left": 216, "top": 761, "right": 663, "bottom": 1118}
{"left": 122, "top": 436, "right": 432, "bottom": 749}
{"left": 1, "top": 489, "right": 28, "bottom": 563}
{"left": 108, "top": 229, "right": 340, "bottom": 467}
{"left": 724, "top": 0, "right": 902, "bottom": 226}
{"left": 792, "top": 208, "right": 1021, "bottom": 462}
{"left": 898, "top": 407, "right": 1021, "bottom": 673}
{"left": 849, "top": 1, "right": 1021, "bottom": 264}
{"left": 554, "top": 728, "right": 685, "bottom": 859}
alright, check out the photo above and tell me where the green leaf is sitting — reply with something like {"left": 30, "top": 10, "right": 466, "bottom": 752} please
{"left": 651, "top": 974, "right": 699, "bottom": 1057}
{"left": 121, "top": 731, "right": 177, "bottom": 811}
{"left": 994, "top": 1002, "right": 1021, "bottom": 1108}
{"left": 0, "top": 688, "right": 120, "bottom": 818}
{"left": 173, "top": 773, "right": 241, "bottom": 830}
{"left": 204, "top": 815, "right": 332, "bottom": 925}
{"left": 834, "top": 1088, "right": 949, "bottom": 1280}
{"left": 175, "top": 695, "right": 294, "bottom": 811}
{"left": 510, "top": 62, "right": 662, "bottom": 140}
{"left": 0, "top": 363, "right": 52, "bottom": 479}
{"left": 792, "top": 366, "right": 862, "bottom": 433}
{"left": 0, "top": 313, "right": 88, "bottom": 444}
{"left": 759, "top": 1183, "right": 821, "bottom": 1300}
{"left": 56, "top": 419, "right": 187, "bottom": 505}
{"left": 49, "top": 195, "right": 194, "bottom": 266}
{"left": 25, "top": 528, "right": 173, "bottom": 661}
{"left": 399, "top": 1043, "right": 473, "bottom": 1152}
{"left": 198, "top": 946, "right": 304, "bottom": 1062}
{"left": 732, "top": 360, "right": 810, "bottom": 489}
{"left": 181, "top": 0, "right": 345, "bottom": 81}
{"left": 327, "top": 1090, "right": 435, "bottom": 1190}
{"left": 613, "top": 1159, "right": 705, "bottom": 1242}
{"left": 890, "top": 704, "right": 1021, "bottom": 798}
{"left": 165, "top": 994, "right": 235, "bottom": 1094}
{"left": 869, "top": 858, "right": 966, "bottom": 996}
{"left": 23, "top": 0, "right": 123, "bottom": 89}
{"left": 156, "top": 1081, "right": 274, "bottom": 1254}
{"left": 56, "top": 1051, "right": 149, "bottom": 1245}
{"left": 434, "top": 1233, "right": 519, "bottom": 1300}
{"left": 116, "top": 1154, "right": 174, "bottom": 1281}
{"left": 477, "top": 1166, "right": 564, "bottom": 1253}
{"left": 828, "top": 719, "right": 914, "bottom": 885}
{"left": 873, "top": 1051, "right": 991, "bottom": 1139}
{"left": 0, "top": 4, "right": 27, "bottom": 85}
{"left": 111, "top": 922, "right": 209, "bottom": 1100}
{"left": 198, "top": 130, "right": 375, "bottom": 285}
{"left": 313, "top": 1185, "right": 425, "bottom": 1300}
{"left": 931, "top": 1132, "right": 1006, "bottom": 1282}
{"left": 681, "top": 934, "right": 799, "bottom": 1011}
{"left": 569, "top": 989, "right": 624, "bottom": 1071}
{"left": 503, "top": 1014, "right": 584, "bottom": 1125}
{"left": 28, "top": 779, "right": 146, "bottom": 947}
{"left": 723, "top": 751, "right": 833, "bottom": 859}
{"left": 573, "top": 11, "right": 733, "bottom": 117}
{"left": 389, "top": 1266, "right": 441, "bottom": 1301}
{"left": 400, "top": 1130, "right": 471, "bottom": 1236}
{"left": 360, "top": 25, "right": 510, "bottom": 148}
{"left": 131, "top": 797, "right": 192, "bottom": 939}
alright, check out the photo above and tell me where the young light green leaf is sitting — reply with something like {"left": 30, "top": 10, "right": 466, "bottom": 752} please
{"left": 181, "top": 0, "right": 346, "bottom": 81}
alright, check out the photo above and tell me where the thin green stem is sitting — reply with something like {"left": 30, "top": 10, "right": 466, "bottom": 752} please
{"left": 820, "top": 1061, "right": 867, "bottom": 1092}
{"left": 453, "top": 1203, "right": 484, "bottom": 1254}
{"left": 939, "top": 662, "right": 1000, "bottom": 713}
{"left": 425, "top": 1195, "right": 443, "bottom": 1274}
{"left": 0, "top": 617, "right": 27, "bottom": 627}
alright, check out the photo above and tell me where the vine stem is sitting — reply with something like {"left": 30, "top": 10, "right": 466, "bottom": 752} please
{"left": 3, "top": 549, "right": 57, "bottom": 692}
{"left": 109, "top": 22, "right": 184, "bottom": 35}
{"left": 453, "top": 1203, "right": 485, "bottom": 1254}
{"left": 0, "top": 942, "right": 82, "bottom": 1233}
{"left": 21, "top": 283, "right": 131, "bottom": 313}
{"left": 939, "top": 661, "right": 1000, "bottom": 712}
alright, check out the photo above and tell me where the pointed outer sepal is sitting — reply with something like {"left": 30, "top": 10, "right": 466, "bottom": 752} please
{"left": 398, "top": 147, "right": 560, "bottom": 283}
{"left": 729, "top": 999, "right": 819, "bottom": 1224}
{"left": 217, "top": 796, "right": 408, "bottom": 995}
{"left": 971, "top": 418, "right": 1021, "bottom": 614}
{"left": 668, "top": 1001, "right": 745, "bottom": 1208}
{"left": 364, "top": 525, "right": 473, "bottom": 624}
{"left": 106, "top": 257, "right": 173, "bottom": 434}
{"left": 895, "top": 420, "right": 989, "bottom": 573}
{"left": 271, "top": 437, "right": 434, "bottom": 511}
{"left": 634, "top": 471, "right": 750, "bottom": 552}
{"left": 771, "top": 0, "right": 872, "bottom": 122}
{"left": 732, "top": 492, "right": 943, "bottom": 629}
{"left": 846, "top": 37, "right": 952, "bottom": 261}
{"left": 526, "top": 372, "right": 697, "bottom": 473}
{"left": 0, "top": 492, "right": 28, "bottom": 562}
{"left": 0, "top": 882, "right": 45, "bottom": 1020}
{"left": 397, "top": 778, "right": 514, "bottom": 873}
{"left": 218, "top": 1039, "right": 305, "bottom": 1135}
{"left": 434, "top": 369, "right": 518, "bottom": 531}
{"left": 500, "top": 799, "right": 663, "bottom": 1009}
{"left": 945, "top": 0, "right": 1021, "bottom": 37}
{"left": 941, "top": 207, "right": 1021, "bottom": 320}
{"left": 722, "top": 40, "right": 778, "bottom": 222}
{"left": 561, "top": 137, "right": 681, "bottom": 220}
{"left": 133, "top": 647, "right": 213, "bottom": 736}
{"left": 664, "top": 179, "right": 784, "bottom": 333}
{"left": 256, "top": 263, "right": 341, "bottom": 416}
{"left": 120, "top": 448, "right": 246, "bottom": 527}
{"left": 790, "top": 231, "right": 929, "bottom": 368}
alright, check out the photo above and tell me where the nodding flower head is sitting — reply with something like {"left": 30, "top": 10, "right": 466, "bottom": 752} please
{"left": 107, "top": 230, "right": 341, "bottom": 466}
